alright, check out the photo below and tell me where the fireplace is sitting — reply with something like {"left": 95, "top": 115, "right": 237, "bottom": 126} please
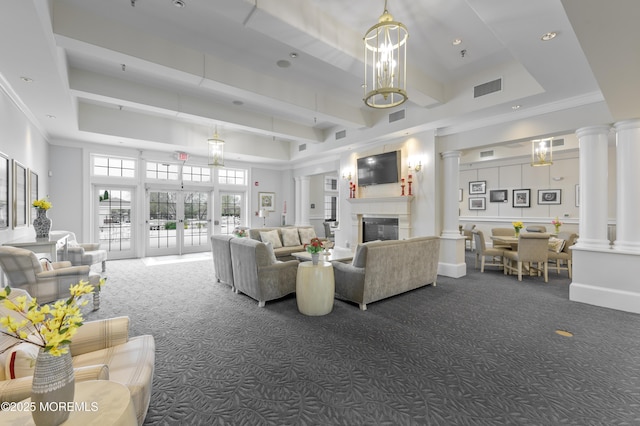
{"left": 362, "top": 218, "right": 399, "bottom": 242}
{"left": 347, "top": 196, "right": 414, "bottom": 246}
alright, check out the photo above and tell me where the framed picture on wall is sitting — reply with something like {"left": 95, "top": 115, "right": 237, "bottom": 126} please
{"left": 538, "top": 189, "right": 561, "bottom": 205}
{"left": 512, "top": 189, "right": 531, "bottom": 208}
{"left": 258, "top": 192, "right": 276, "bottom": 211}
{"left": 0, "top": 152, "right": 8, "bottom": 229}
{"left": 13, "top": 160, "right": 27, "bottom": 228}
{"left": 489, "top": 189, "right": 508, "bottom": 203}
{"left": 469, "top": 181, "right": 486, "bottom": 195}
{"left": 29, "top": 170, "right": 38, "bottom": 223}
{"left": 469, "top": 197, "right": 486, "bottom": 210}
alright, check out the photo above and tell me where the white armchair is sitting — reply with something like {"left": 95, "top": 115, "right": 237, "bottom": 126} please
{"left": 51, "top": 231, "right": 107, "bottom": 272}
{"left": 0, "top": 246, "right": 100, "bottom": 304}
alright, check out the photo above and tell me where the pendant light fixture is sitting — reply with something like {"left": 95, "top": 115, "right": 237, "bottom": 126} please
{"left": 531, "top": 138, "right": 553, "bottom": 166}
{"left": 208, "top": 126, "right": 225, "bottom": 167}
{"left": 363, "top": 0, "right": 408, "bottom": 108}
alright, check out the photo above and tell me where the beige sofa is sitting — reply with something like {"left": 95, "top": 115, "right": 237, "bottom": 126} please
{"left": 332, "top": 236, "right": 440, "bottom": 310}
{"left": 0, "top": 289, "right": 155, "bottom": 426}
{"left": 249, "top": 226, "right": 320, "bottom": 260}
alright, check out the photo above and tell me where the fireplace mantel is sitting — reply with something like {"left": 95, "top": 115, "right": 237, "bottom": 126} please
{"left": 347, "top": 196, "right": 415, "bottom": 245}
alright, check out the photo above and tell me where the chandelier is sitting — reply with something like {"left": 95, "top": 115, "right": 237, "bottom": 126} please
{"left": 363, "top": 0, "right": 408, "bottom": 108}
{"left": 208, "top": 127, "right": 225, "bottom": 167}
{"left": 531, "top": 138, "right": 553, "bottom": 166}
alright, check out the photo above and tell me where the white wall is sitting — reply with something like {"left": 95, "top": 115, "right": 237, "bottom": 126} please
{"left": 49, "top": 145, "right": 83, "bottom": 236}
{"left": 0, "top": 86, "right": 50, "bottom": 244}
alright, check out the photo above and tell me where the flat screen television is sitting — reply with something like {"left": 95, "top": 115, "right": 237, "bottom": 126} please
{"left": 357, "top": 151, "right": 400, "bottom": 186}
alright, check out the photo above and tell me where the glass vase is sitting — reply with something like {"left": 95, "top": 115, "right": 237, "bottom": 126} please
{"left": 31, "top": 346, "right": 75, "bottom": 426}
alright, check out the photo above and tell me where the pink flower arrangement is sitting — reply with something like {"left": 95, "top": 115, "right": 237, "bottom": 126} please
{"left": 552, "top": 217, "right": 562, "bottom": 226}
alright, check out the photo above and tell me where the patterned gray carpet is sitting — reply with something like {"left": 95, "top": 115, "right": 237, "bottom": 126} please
{"left": 85, "top": 252, "right": 640, "bottom": 425}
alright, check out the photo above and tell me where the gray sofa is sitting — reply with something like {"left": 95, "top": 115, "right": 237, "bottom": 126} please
{"left": 210, "top": 234, "right": 235, "bottom": 290}
{"left": 332, "top": 236, "right": 440, "bottom": 310}
{"left": 229, "top": 237, "right": 299, "bottom": 307}
{"left": 248, "top": 226, "right": 319, "bottom": 260}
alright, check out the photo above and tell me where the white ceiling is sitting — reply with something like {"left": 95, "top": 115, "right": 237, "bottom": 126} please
{"left": 0, "top": 0, "right": 638, "bottom": 165}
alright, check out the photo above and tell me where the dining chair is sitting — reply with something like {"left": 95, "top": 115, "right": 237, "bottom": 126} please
{"left": 472, "top": 230, "right": 504, "bottom": 272}
{"left": 502, "top": 233, "right": 551, "bottom": 282}
{"left": 548, "top": 232, "right": 578, "bottom": 278}
{"left": 462, "top": 224, "right": 476, "bottom": 250}
{"left": 525, "top": 225, "right": 547, "bottom": 233}
{"left": 491, "top": 228, "right": 514, "bottom": 249}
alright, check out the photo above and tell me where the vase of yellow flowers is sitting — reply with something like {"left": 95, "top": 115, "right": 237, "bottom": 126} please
{"left": 32, "top": 198, "right": 52, "bottom": 238}
{"left": 0, "top": 281, "right": 96, "bottom": 426}
{"left": 513, "top": 221, "right": 524, "bottom": 237}
{"left": 304, "top": 237, "right": 324, "bottom": 265}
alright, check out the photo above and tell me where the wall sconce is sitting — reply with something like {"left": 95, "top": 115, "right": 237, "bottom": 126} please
{"left": 408, "top": 161, "right": 422, "bottom": 173}
{"left": 342, "top": 170, "right": 353, "bottom": 180}
{"left": 531, "top": 138, "right": 553, "bottom": 167}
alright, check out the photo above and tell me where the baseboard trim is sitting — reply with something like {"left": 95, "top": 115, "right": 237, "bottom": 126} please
{"left": 570, "top": 282, "right": 640, "bottom": 315}
{"left": 438, "top": 262, "right": 466, "bottom": 278}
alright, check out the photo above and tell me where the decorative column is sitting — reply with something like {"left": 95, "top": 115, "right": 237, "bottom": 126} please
{"left": 574, "top": 125, "right": 611, "bottom": 249}
{"left": 438, "top": 151, "right": 466, "bottom": 278}
{"left": 294, "top": 177, "right": 302, "bottom": 226}
{"left": 299, "top": 176, "right": 311, "bottom": 226}
{"left": 613, "top": 119, "right": 640, "bottom": 252}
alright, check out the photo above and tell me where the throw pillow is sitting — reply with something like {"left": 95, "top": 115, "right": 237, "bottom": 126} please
{"left": 548, "top": 237, "right": 566, "bottom": 253}
{"left": 352, "top": 244, "right": 368, "bottom": 268}
{"left": 264, "top": 242, "right": 278, "bottom": 264}
{"left": 281, "top": 228, "right": 301, "bottom": 247}
{"left": 260, "top": 230, "right": 283, "bottom": 248}
{"left": 5, "top": 342, "right": 40, "bottom": 379}
{"left": 298, "top": 227, "right": 317, "bottom": 245}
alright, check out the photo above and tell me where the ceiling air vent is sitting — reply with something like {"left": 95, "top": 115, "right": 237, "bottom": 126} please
{"left": 552, "top": 138, "right": 564, "bottom": 147}
{"left": 474, "top": 78, "right": 502, "bottom": 98}
{"left": 480, "top": 150, "right": 494, "bottom": 158}
{"left": 389, "top": 109, "right": 405, "bottom": 123}
{"left": 298, "top": 143, "right": 307, "bottom": 152}
{"left": 335, "top": 130, "right": 347, "bottom": 140}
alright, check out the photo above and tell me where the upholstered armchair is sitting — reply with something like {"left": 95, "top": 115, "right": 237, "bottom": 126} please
{"left": 323, "top": 222, "right": 336, "bottom": 242}
{"left": 462, "top": 223, "right": 476, "bottom": 250}
{"left": 525, "top": 225, "right": 547, "bottom": 233}
{"left": 0, "top": 288, "right": 155, "bottom": 426}
{"left": 229, "top": 237, "right": 298, "bottom": 307}
{"left": 491, "top": 228, "right": 515, "bottom": 249}
{"left": 503, "top": 233, "right": 551, "bottom": 282}
{"left": 548, "top": 232, "right": 578, "bottom": 278}
{"left": 473, "top": 229, "right": 505, "bottom": 272}
{"left": 51, "top": 230, "right": 107, "bottom": 272}
{"left": 210, "top": 234, "right": 235, "bottom": 290}
{"left": 0, "top": 246, "right": 101, "bottom": 304}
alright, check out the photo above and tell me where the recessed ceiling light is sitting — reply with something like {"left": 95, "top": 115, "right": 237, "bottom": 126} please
{"left": 20, "top": 76, "right": 33, "bottom": 83}
{"left": 452, "top": 38, "right": 462, "bottom": 46}
{"left": 46, "top": 114, "right": 56, "bottom": 119}
{"left": 289, "top": 52, "right": 298, "bottom": 59}
{"left": 541, "top": 32, "right": 557, "bottom": 41}
{"left": 172, "top": 0, "right": 186, "bottom": 8}
{"left": 276, "top": 60, "right": 291, "bottom": 68}
{"left": 512, "top": 105, "right": 521, "bottom": 110}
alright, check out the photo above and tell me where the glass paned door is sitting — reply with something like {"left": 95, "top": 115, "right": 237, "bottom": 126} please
{"left": 220, "top": 192, "right": 243, "bottom": 235}
{"left": 97, "top": 188, "right": 134, "bottom": 260}
{"left": 147, "top": 190, "right": 210, "bottom": 256}
{"left": 183, "top": 191, "right": 210, "bottom": 253}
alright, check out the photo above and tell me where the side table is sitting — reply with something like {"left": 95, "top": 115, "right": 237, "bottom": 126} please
{"left": 0, "top": 380, "right": 137, "bottom": 425}
{"left": 296, "top": 261, "right": 335, "bottom": 316}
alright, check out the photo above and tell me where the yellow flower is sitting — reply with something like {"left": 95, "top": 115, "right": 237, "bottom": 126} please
{"left": 512, "top": 221, "right": 524, "bottom": 230}
{"left": 32, "top": 198, "right": 52, "bottom": 210}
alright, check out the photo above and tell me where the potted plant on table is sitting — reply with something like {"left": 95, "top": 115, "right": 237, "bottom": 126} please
{"left": 304, "top": 237, "right": 324, "bottom": 266}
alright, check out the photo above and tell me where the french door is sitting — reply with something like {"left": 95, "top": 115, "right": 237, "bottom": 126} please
{"left": 146, "top": 189, "right": 210, "bottom": 256}
{"left": 95, "top": 187, "right": 135, "bottom": 260}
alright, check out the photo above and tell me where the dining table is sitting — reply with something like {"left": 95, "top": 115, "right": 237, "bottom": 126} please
{"left": 490, "top": 235, "right": 519, "bottom": 250}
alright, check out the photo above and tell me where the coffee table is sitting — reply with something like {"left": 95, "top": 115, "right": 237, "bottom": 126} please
{"left": 292, "top": 247, "right": 354, "bottom": 263}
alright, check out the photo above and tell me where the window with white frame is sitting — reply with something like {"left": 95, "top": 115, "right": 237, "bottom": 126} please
{"left": 324, "top": 176, "right": 338, "bottom": 221}
{"left": 146, "top": 162, "right": 179, "bottom": 180}
{"left": 92, "top": 155, "right": 136, "bottom": 178}
{"left": 218, "top": 168, "right": 247, "bottom": 185}
{"left": 183, "top": 165, "right": 211, "bottom": 182}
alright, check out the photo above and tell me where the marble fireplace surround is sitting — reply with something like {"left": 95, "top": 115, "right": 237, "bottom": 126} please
{"left": 347, "top": 196, "right": 414, "bottom": 246}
